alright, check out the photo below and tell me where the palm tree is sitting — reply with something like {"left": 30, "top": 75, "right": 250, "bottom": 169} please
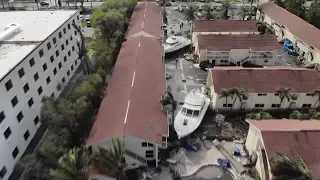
{"left": 219, "top": 89, "right": 234, "bottom": 111}
{"left": 255, "top": 21, "right": 267, "bottom": 34}
{"left": 271, "top": 153, "right": 312, "bottom": 180}
{"left": 313, "top": 89, "right": 320, "bottom": 108}
{"left": 49, "top": 147, "right": 89, "bottom": 180}
{"left": 91, "top": 138, "right": 127, "bottom": 180}
{"left": 238, "top": 5, "right": 250, "bottom": 20}
{"left": 183, "top": 5, "right": 198, "bottom": 21}
{"left": 160, "top": 90, "right": 178, "bottom": 121}
{"left": 276, "top": 87, "right": 292, "bottom": 110}
{"left": 221, "top": 0, "right": 234, "bottom": 19}
{"left": 72, "top": 22, "right": 92, "bottom": 76}
{"left": 202, "top": 4, "right": 215, "bottom": 20}
{"left": 231, "top": 88, "right": 246, "bottom": 110}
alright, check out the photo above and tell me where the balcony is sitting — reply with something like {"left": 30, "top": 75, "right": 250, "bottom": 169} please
{"left": 125, "top": 149, "right": 147, "bottom": 165}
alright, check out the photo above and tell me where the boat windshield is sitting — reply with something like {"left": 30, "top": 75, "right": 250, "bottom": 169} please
{"left": 167, "top": 41, "right": 178, "bottom": 45}
{"left": 181, "top": 107, "right": 200, "bottom": 117}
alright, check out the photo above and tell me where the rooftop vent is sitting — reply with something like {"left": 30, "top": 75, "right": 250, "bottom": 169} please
{"left": 0, "top": 23, "right": 21, "bottom": 41}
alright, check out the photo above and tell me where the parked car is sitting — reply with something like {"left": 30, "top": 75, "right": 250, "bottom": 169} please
{"left": 85, "top": 15, "right": 90, "bottom": 22}
{"left": 40, "top": 1, "right": 49, "bottom": 5}
{"left": 86, "top": 21, "right": 92, "bottom": 27}
{"left": 199, "top": 60, "right": 214, "bottom": 70}
{"left": 283, "top": 40, "right": 298, "bottom": 56}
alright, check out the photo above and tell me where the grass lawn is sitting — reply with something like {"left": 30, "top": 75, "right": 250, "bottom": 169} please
{"left": 85, "top": 37, "right": 95, "bottom": 56}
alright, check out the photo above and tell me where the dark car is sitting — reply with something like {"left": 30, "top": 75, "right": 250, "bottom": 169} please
{"left": 40, "top": 1, "right": 49, "bottom": 6}
{"left": 199, "top": 60, "right": 214, "bottom": 70}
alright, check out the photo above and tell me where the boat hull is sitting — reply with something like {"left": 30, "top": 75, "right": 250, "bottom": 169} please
{"left": 174, "top": 97, "right": 210, "bottom": 139}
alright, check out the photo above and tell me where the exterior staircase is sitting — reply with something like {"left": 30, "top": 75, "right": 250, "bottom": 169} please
{"left": 125, "top": 149, "right": 147, "bottom": 165}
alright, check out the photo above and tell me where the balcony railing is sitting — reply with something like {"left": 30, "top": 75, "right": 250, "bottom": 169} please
{"left": 125, "top": 149, "right": 147, "bottom": 165}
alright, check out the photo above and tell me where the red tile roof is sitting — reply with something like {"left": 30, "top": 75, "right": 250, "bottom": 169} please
{"left": 87, "top": 36, "right": 168, "bottom": 146}
{"left": 126, "top": 2, "right": 163, "bottom": 39}
{"left": 248, "top": 119, "right": 320, "bottom": 131}
{"left": 198, "top": 34, "right": 281, "bottom": 51}
{"left": 193, "top": 20, "right": 259, "bottom": 32}
{"left": 249, "top": 119, "right": 320, "bottom": 178}
{"left": 210, "top": 66, "right": 320, "bottom": 93}
{"left": 260, "top": 2, "right": 320, "bottom": 50}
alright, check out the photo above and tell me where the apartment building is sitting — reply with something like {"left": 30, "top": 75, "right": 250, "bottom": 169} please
{"left": 246, "top": 119, "right": 320, "bottom": 180}
{"left": 257, "top": 2, "right": 320, "bottom": 65}
{"left": 192, "top": 20, "right": 259, "bottom": 47}
{"left": 196, "top": 34, "right": 281, "bottom": 65}
{"left": 207, "top": 66, "right": 320, "bottom": 111}
{"left": 0, "top": 10, "right": 81, "bottom": 180}
{"left": 88, "top": 2, "right": 167, "bottom": 180}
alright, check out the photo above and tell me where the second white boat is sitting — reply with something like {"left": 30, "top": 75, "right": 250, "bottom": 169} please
{"left": 164, "top": 36, "right": 191, "bottom": 54}
{"left": 174, "top": 88, "right": 210, "bottom": 139}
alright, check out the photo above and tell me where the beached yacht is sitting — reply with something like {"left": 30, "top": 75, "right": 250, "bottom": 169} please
{"left": 164, "top": 36, "right": 191, "bottom": 54}
{"left": 174, "top": 88, "right": 210, "bottom": 139}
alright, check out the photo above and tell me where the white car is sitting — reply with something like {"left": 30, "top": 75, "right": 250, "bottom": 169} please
{"left": 84, "top": 15, "right": 90, "bottom": 22}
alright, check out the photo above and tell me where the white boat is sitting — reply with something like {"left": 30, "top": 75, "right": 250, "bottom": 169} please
{"left": 174, "top": 88, "right": 210, "bottom": 139}
{"left": 164, "top": 36, "right": 191, "bottom": 54}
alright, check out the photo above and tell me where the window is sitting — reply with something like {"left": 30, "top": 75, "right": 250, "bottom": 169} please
{"left": 11, "top": 96, "right": 18, "bottom": 107}
{"left": 34, "top": 72, "right": 39, "bottom": 81}
{"left": 50, "top": 55, "right": 54, "bottom": 63}
{"left": 64, "top": 56, "right": 67, "bottom": 62}
{"left": 77, "top": 15, "right": 79, "bottom": 20}
{"left": 61, "top": 44, "right": 65, "bottom": 50}
{"left": 46, "top": 76, "right": 51, "bottom": 84}
{"left": 39, "top": 49, "right": 44, "bottom": 57}
{"left": 302, "top": 104, "right": 312, "bottom": 108}
{"left": 4, "top": 127, "right": 11, "bottom": 139}
{"left": 67, "top": 70, "right": 70, "bottom": 76}
{"left": 53, "top": 37, "right": 57, "bottom": 44}
{"left": 145, "top": 150, "right": 153, "bottom": 158}
{"left": 24, "top": 130, "right": 30, "bottom": 141}
{"left": 0, "top": 166, "right": 7, "bottom": 179}
{"left": 34, "top": 116, "right": 39, "bottom": 125}
{"left": 306, "top": 93, "right": 313, "bottom": 96}
{"left": 5, "top": 80, "right": 13, "bottom": 91}
{"left": 51, "top": 92, "right": 55, "bottom": 98}
{"left": 59, "top": 32, "right": 62, "bottom": 38}
{"left": 75, "top": 30, "right": 77, "bottom": 36}
{"left": 47, "top": 42, "right": 51, "bottom": 50}
{"left": 142, "top": 142, "right": 147, "bottom": 147}
{"left": 56, "top": 50, "right": 59, "bottom": 57}
{"left": 66, "top": 39, "right": 69, "bottom": 45}
{"left": 264, "top": 59, "right": 268, "bottom": 63}
{"left": 257, "top": 93, "right": 267, "bottom": 96}
{"left": 68, "top": 23, "right": 71, "bottom": 29}
{"left": 23, "top": 83, "right": 29, "bottom": 93}
{"left": 71, "top": 65, "right": 74, "bottom": 71}
{"left": 223, "top": 104, "right": 232, "bottom": 107}
{"left": 73, "top": 19, "right": 75, "bottom": 24}
{"left": 72, "top": 46, "right": 75, "bottom": 51}
{"left": 63, "top": 28, "right": 66, "bottom": 34}
{"left": 193, "top": 110, "right": 200, "bottom": 117}
{"left": 75, "top": 59, "right": 77, "bottom": 65}
{"left": 28, "top": 98, "right": 34, "bottom": 107}
{"left": 147, "top": 143, "right": 154, "bottom": 147}
{"left": 70, "top": 36, "right": 73, "bottom": 41}
{"left": 62, "top": 77, "right": 65, "bottom": 83}
{"left": 271, "top": 104, "right": 280, "bottom": 108}
{"left": 255, "top": 104, "right": 264, "bottom": 108}
{"left": 29, "top": 58, "right": 35, "bottom": 67}
{"left": 18, "top": 68, "right": 25, "bottom": 78}
{"left": 38, "top": 86, "right": 43, "bottom": 95}
{"left": 17, "top": 111, "right": 24, "bottom": 122}
{"left": 58, "top": 62, "right": 62, "bottom": 69}
{"left": 275, "top": 93, "right": 279, "bottom": 96}
{"left": 53, "top": 68, "right": 57, "bottom": 75}
{"left": 12, "top": 147, "right": 19, "bottom": 159}
{"left": 43, "top": 63, "right": 47, "bottom": 71}
{"left": 0, "top": 111, "right": 5, "bottom": 123}
{"left": 68, "top": 50, "right": 71, "bottom": 56}
{"left": 183, "top": 119, "right": 188, "bottom": 126}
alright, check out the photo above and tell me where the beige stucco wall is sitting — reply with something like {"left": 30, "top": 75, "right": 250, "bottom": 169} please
{"left": 210, "top": 90, "right": 318, "bottom": 110}
{"left": 95, "top": 135, "right": 161, "bottom": 168}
